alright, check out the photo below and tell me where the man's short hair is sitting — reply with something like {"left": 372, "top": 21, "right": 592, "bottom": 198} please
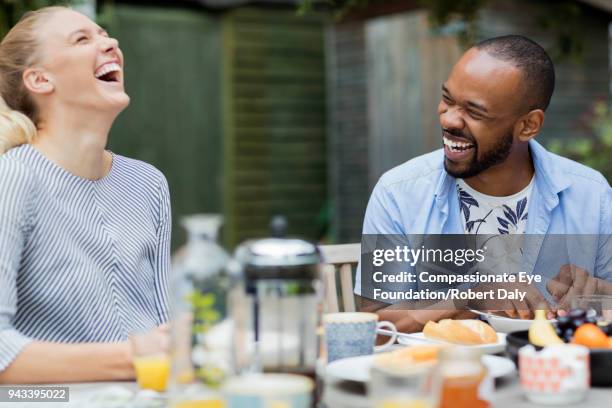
{"left": 475, "top": 35, "right": 555, "bottom": 111}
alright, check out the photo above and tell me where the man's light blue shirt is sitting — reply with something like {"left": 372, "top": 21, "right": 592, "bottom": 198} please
{"left": 355, "top": 140, "right": 612, "bottom": 296}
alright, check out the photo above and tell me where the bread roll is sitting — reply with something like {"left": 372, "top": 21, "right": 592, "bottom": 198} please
{"left": 423, "top": 319, "right": 498, "bottom": 345}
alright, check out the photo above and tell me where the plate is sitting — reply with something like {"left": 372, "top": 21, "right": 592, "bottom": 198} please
{"left": 396, "top": 332, "right": 507, "bottom": 354}
{"left": 485, "top": 315, "right": 533, "bottom": 333}
{"left": 469, "top": 310, "right": 556, "bottom": 333}
{"left": 326, "top": 353, "right": 515, "bottom": 384}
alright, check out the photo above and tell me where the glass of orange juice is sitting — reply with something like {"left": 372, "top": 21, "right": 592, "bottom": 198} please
{"left": 131, "top": 329, "right": 171, "bottom": 392}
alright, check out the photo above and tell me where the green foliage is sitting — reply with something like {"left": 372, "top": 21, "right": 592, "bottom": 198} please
{"left": 187, "top": 291, "right": 221, "bottom": 334}
{"left": 548, "top": 101, "right": 612, "bottom": 182}
{"left": 297, "top": 0, "right": 371, "bottom": 20}
{"left": 420, "top": 0, "right": 488, "bottom": 48}
{"left": 298, "top": 0, "right": 487, "bottom": 36}
{"left": 195, "top": 365, "right": 225, "bottom": 388}
{"left": 534, "top": 0, "right": 584, "bottom": 63}
{"left": 298, "top": 0, "right": 588, "bottom": 62}
{"left": 0, "top": 0, "right": 80, "bottom": 38}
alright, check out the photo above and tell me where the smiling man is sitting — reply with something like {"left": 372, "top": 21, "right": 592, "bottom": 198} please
{"left": 356, "top": 35, "right": 612, "bottom": 332}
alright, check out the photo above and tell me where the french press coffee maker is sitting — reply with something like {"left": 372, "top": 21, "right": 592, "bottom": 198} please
{"left": 230, "top": 218, "right": 323, "bottom": 378}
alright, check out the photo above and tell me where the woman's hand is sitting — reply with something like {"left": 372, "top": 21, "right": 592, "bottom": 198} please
{"left": 129, "top": 324, "right": 170, "bottom": 358}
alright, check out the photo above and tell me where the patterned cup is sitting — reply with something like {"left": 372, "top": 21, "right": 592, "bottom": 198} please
{"left": 519, "top": 344, "right": 590, "bottom": 405}
{"left": 324, "top": 312, "right": 398, "bottom": 363}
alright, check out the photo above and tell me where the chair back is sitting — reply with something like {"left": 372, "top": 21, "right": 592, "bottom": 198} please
{"left": 318, "top": 243, "right": 360, "bottom": 313}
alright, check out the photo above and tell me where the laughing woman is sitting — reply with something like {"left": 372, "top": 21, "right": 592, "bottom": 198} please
{"left": 0, "top": 7, "right": 170, "bottom": 383}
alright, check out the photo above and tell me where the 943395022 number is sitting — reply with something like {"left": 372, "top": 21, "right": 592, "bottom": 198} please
{"left": 0, "top": 386, "right": 69, "bottom": 402}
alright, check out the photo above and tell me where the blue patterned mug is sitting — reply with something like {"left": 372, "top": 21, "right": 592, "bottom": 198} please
{"left": 324, "top": 312, "right": 398, "bottom": 363}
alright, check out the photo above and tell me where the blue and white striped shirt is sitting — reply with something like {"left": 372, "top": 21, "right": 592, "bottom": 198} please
{"left": 0, "top": 144, "right": 171, "bottom": 371}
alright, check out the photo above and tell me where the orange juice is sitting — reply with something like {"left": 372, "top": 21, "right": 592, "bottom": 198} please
{"left": 133, "top": 354, "right": 170, "bottom": 392}
{"left": 172, "top": 401, "right": 225, "bottom": 408}
{"left": 376, "top": 399, "right": 434, "bottom": 408}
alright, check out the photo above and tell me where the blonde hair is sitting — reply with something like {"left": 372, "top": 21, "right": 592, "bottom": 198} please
{"left": 0, "top": 6, "right": 66, "bottom": 155}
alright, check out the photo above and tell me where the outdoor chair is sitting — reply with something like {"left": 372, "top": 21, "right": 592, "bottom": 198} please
{"left": 318, "top": 243, "right": 361, "bottom": 313}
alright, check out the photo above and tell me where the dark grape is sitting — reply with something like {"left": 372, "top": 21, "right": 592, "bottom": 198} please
{"left": 563, "top": 328, "right": 575, "bottom": 342}
{"left": 555, "top": 326, "right": 563, "bottom": 337}
{"left": 571, "top": 319, "right": 585, "bottom": 329}
{"left": 569, "top": 309, "right": 586, "bottom": 319}
{"left": 557, "top": 316, "right": 571, "bottom": 328}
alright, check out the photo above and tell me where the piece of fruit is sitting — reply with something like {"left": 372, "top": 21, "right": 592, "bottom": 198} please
{"left": 569, "top": 309, "right": 586, "bottom": 319}
{"left": 573, "top": 323, "right": 609, "bottom": 348}
{"left": 562, "top": 328, "right": 574, "bottom": 343}
{"left": 557, "top": 315, "right": 570, "bottom": 328}
{"left": 608, "top": 337, "right": 612, "bottom": 349}
{"left": 529, "top": 309, "right": 564, "bottom": 347}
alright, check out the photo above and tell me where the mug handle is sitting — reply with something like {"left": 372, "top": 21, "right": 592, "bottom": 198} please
{"left": 374, "top": 321, "right": 398, "bottom": 352}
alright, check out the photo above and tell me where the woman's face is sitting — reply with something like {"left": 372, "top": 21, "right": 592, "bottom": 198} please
{"left": 34, "top": 9, "right": 129, "bottom": 114}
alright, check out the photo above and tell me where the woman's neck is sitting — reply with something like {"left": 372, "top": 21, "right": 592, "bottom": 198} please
{"left": 31, "top": 111, "right": 114, "bottom": 181}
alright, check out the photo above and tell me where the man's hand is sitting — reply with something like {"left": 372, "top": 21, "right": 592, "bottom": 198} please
{"left": 546, "top": 264, "right": 612, "bottom": 312}
{"left": 471, "top": 280, "right": 551, "bottom": 320}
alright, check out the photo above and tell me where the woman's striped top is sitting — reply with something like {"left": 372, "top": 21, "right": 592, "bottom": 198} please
{"left": 0, "top": 144, "right": 171, "bottom": 371}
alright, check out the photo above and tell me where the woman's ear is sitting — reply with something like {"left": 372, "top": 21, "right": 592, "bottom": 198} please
{"left": 23, "top": 67, "right": 54, "bottom": 95}
{"left": 516, "top": 109, "right": 545, "bottom": 142}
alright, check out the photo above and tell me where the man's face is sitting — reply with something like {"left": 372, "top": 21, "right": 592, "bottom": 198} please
{"left": 438, "top": 48, "right": 525, "bottom": 178}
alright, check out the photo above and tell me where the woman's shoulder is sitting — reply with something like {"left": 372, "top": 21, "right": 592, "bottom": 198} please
{"left": 112, "top": 153, "right": 169, "bottom": 192}
{"left": 113, "top": 154, "right": 161, "bottom": 176}
{"left": 0, "top": 146, "right": 42, "bottom": 224}
{"left": 0, "top": 145, "right": 42, "bottom": 189}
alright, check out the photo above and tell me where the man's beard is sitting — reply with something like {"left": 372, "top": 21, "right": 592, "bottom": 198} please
{"left": 444, "top": 130, "right": 514, "bottom": 179}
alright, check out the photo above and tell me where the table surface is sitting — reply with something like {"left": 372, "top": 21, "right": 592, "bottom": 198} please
{"left": 1, "top": 362, "right": 611, "bottom": 408}
{"left": 322, "top": 375, "right": 612, "bottom": 408}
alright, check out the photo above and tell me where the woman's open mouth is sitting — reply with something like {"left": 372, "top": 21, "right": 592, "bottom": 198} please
{"left": 94, "top": 62, "right": 121, "bottom": 83}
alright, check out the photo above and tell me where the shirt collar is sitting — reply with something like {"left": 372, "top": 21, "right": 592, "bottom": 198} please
{"left": 529, "top": 139, "right": 571, "bottom": 195}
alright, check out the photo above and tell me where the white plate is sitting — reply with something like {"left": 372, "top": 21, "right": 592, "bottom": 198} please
{"left": 485, "top": 315, "right": 534, "bottom": 333}
{"left": 326, "top": 353, "right": 515, "bottom": 384}
{"left": 469, "top": 310, "right": 556, "bottom": 333}
{"left": 396, "top": 332, "right": 507, "bottom": 354}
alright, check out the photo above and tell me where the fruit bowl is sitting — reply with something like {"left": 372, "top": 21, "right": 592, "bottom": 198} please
{"left": 506, "top": 330, "right": 612, "bottom": 387}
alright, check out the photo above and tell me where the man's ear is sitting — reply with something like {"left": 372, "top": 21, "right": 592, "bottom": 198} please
{"left": 22, "top": 67, "right": 54, "bottom": 95}
{"left": 515, "top": 109, "right": 545, "bottom": 142}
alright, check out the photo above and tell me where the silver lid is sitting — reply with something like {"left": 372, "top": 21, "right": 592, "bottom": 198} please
{"left": 235, "top": 238, "right": 320, "bottom": 267}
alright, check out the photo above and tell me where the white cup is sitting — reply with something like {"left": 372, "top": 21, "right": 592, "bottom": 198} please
{"left": 519, "top": 344, "right": 590, "bottom": 405}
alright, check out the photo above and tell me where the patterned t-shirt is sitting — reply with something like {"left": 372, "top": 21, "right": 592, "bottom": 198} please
{"left": 456, "top": 177, "right": 534, "bottom": 235}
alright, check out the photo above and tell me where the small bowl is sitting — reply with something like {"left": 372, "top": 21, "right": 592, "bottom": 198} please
{"left": 506, "top": 330, "right": 612, "bottom": 387}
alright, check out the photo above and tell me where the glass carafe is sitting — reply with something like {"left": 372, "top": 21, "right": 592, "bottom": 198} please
{"left": 169, "top": 214, "right": 233, "bottom": 406}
